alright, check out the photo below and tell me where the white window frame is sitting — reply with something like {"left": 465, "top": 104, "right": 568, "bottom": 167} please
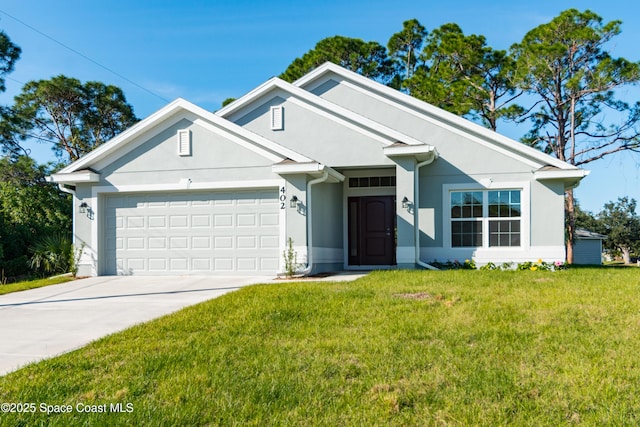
{"left": 443, "top": 182, "right": 530, "bottom": 251}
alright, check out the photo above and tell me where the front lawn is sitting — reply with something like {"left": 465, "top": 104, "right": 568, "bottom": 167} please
{"left": 0, "top": 275, "right": 74, "bottom": 296}
{"left": 1, "top": 269, "right": 639, "bottom": 426}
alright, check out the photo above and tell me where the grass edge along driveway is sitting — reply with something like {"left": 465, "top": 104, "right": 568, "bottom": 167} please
{"left": 1, "top": 268, "right": 639, "bottom": 426}
{"left": 0, "top": 276, "right": 74, "bottom": 296}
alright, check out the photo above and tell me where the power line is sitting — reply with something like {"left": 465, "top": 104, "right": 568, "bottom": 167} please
{"left": 0, "top": 8, "right": 170, "bottom": 103}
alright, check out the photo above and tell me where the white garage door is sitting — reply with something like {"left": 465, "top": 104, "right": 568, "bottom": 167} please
{"left": 103, "top": 190, "right": 280, "bottom": 275}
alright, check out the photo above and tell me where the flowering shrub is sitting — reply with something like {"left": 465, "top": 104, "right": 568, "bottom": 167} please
{"left": 431, "top": 259, "right": 567, "bottom": 271}
{"left": 429, "top": 259, "right": 476, "bottom": 270}
{"left": 479, "top": 259, "right": 567, "bottom": 271}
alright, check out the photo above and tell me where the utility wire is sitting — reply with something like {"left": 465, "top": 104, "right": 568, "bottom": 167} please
{"left": 0, "top": 8, "right": 170, "bottom": 103}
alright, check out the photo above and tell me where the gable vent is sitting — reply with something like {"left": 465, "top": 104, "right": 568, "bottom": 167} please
{"left": 177, "top": 129, "right": 191, "bottom": 156}
{"left": 270, "top": 106, "right": 284, "bottom": 131}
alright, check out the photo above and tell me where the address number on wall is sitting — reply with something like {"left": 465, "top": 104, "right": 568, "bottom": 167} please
{"left": 280, "top": 186, "right": 286, "bottom": 209}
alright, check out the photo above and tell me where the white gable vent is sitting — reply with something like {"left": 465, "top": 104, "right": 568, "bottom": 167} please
{"left": 177, "top": 129, "right": 191, "bottom": 156}
{"left": 270, "top": 106, "right": 284, "bottom": 131}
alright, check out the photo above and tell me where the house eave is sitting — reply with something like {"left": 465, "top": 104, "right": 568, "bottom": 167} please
{"left": 534, "top": 168, "right": 590, "bottom": 188}
{"left": 272, "top": 162, "right": 345, "bottom": 183}
{"left": 383, "top": 144, "right": 439, "bottom": 162}
{"left": 47, "top": 170, "right": 100, "bottom": 184}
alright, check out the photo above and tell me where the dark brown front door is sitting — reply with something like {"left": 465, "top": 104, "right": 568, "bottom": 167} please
{"left": 348, "top": 196, "right": 396, "bottom": 265}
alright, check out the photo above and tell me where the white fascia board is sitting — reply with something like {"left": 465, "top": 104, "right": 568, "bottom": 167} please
{"left": 534, "top": 169, "right": 590, "bottom": 181}
{"left": 217, "top": 77, "right": 426, "bottom": 147}
{"left": 48, "top": 170, "right": 100, "bottom": 184}
{"left": 383, "top": 144, "right": 438, "bottom": 161}
{"left": 272, "top": 162, "right": 345, "bottom": 182}
{"left": 272, "top": 162, "right": 325, "bottom": 175}
{"left": 295, "top": 62, "right": 577, "bottom": 171}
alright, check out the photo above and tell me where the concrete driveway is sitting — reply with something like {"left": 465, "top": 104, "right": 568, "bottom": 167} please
{"left": 0, "top": 275, "right": 271, "bottom": 376}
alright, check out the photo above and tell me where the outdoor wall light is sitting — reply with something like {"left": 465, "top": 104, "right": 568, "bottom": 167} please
{"left": 402, "top": 197, "right": 410, "bottom": 209}
{"left": 290, "top": 195, "right": 299, "bottom": 208}
{"left": 79, "top": 202, "right": 89, "bottom": 213}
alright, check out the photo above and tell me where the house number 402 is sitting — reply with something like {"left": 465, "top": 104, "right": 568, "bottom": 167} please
{"left": 280, "top": 186, "right": 286, "bottom": 209}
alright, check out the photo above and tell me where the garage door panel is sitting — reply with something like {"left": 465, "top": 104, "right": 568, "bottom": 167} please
{"left": 237, "top": 258, "right": 257, "bottom": 270}
{"left": 260, "top": 235, "right": 279, "bottom": 249}
{"left": 170, "top": 258, "right": 188, "bottom": 270}
{"left": 260, "top": 213, "right": 279, "bottom": 226}
{"left": 214, "top": 214, "right": 233, "bottom": 227}
{"left": 169, "top": 236, "right": 188, "bottom": 249}
{"left": 213, "top": 236, "right": 233, "bottom": 249}
{"left": 148, "top": 258, "right": 167, "bottom": 271}
{"left": 237, "top": 214, "right": 256, "bottom": 227}
{"left": 237, "top": 236, "right": 257, "bottom": 249}
{"left": 148, "top": 237, "right": 167, "bottom": 249}
{"left": 192, "top": 236, "right": 211, "bottom": 249}
{"left": 192, "top": 258, "right": 211, "bottom": 270}
{"left": 127, "top": 237, "right": 145, "bottom": 250}
{"left": 148, "top": 216, "right": 166, "bottom": 228}
{"left": 191, "top": 215, "right": 211, "bottom": 227}
{"left": 103, "top": 190, "right": 279, "bottom": 275}
{"left": 169, "top": 215, "right": 188, "bottom": 228}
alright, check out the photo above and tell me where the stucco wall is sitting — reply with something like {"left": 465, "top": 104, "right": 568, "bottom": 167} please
{"left": 310, "top": 182, "right": 344, "bottom": 272}
{"left": 99, "top": 118, "right": 277, "bottom": 186}
{"left": 314, "top": 77, "right": 567, "bottom": 263}
{"left": 231, "top": 93, "right": 395, "bottom": 168}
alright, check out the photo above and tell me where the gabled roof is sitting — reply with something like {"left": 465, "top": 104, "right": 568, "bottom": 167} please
{"left": 56, "top": 98, "right": 313, "bottom": 176}
{"left": 293, "top": 62, "right": 587, "bottom": 174}
{"left": 216, "top": 76, "right": 432, "bottom": 148}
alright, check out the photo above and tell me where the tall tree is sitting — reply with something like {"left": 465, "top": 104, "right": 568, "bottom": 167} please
{"left": 0, "top": 30, "right": 23, "bottom": 159}
{"left": 405, "top": 23, "right": 521, "bottom": 130}
{"left": 510, "top": 9, "right": 640, "bottom": 263}
{"left": 0, "top": 156, "right": 71, "bottom": 278}
{"left": 280, "top": 36, "right": 393, "bottom": 83}
{"left": 0, "top": 30, "right": 21, "bottom": 93}
{"left": 387, "top": 19, "right": 427, "bottom": 82}
{"left": 598, "top": 197, "right": 640, "bottom": 264}
{"left": 11, "top": 75, "right": 138, "bottom": 162}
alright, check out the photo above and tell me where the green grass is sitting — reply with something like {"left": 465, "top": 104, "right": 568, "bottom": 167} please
{"left": 0, "top": 275, "right": 74, "bottom": 295}
{"left": 1, "top": 269, "right": 640, "bottom": 426}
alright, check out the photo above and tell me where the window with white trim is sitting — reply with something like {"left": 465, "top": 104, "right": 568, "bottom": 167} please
{"left": 450, "top": 189, "right": 521, "bottom": 248}
{"left": 488, "top": 190, "right": 521, "bottom": 247}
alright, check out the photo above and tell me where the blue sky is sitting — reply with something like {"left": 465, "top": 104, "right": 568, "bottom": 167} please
{"left": 0, "top": 0, "right": 638, "bottom": 214}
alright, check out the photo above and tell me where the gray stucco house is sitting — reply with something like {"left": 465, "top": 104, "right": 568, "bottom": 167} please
{"left": 50, "top": 63, "right": 588, "bottom": 276}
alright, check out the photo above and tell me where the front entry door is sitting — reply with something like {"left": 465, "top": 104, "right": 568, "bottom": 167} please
{"left": 348, "top": 196, "right": 396, "bottom": 265}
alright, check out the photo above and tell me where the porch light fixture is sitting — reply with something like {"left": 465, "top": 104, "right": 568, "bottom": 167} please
{"left": 79, "top": 202, "right": 89, "bottom": 213}
{"left": 402, "top": 197, "right": 410, "bottom": 209}
{"left": 290, "top": 195, "right": 299, "bottom": 208}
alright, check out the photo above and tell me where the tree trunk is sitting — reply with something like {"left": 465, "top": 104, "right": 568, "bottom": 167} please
{"left": 621, "top": 246, "right": 632, "bottom": 264}
{"left": 566, "top": 189, "right": 576, "bottom": 264}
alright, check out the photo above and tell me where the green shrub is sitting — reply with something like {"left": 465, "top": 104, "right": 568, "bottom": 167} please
{"left": 28, "top": 233, "right": 73, "bottom": 277}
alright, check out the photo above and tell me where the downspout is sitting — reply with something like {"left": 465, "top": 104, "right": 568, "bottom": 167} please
{"left": 57, "top": 184, "right": 77, "bottom": 245}
{"left": 298, "top": 170, "right": 330, "bottom": 276}
{"left": 414, "top": 155, "right": 439, "bottom": 270}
